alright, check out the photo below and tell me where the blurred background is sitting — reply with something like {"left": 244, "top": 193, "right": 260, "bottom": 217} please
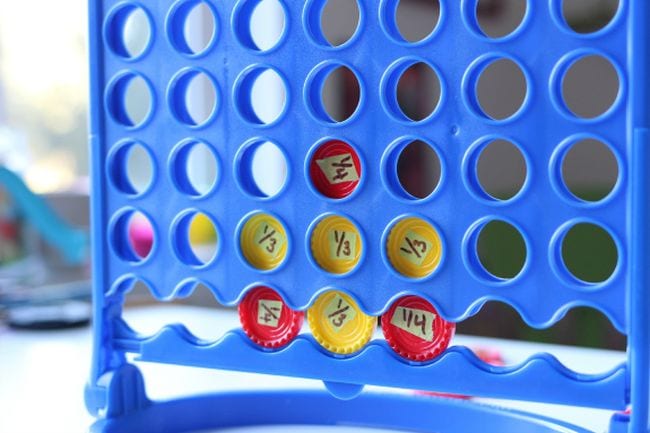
{"left": 0, "top": 0, "right": 625, "bottom": 349}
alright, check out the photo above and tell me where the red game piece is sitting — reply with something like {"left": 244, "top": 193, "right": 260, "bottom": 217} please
{"left": 239, "top": 286, "right": 304, "bottom": 349}
{"left": 382, "top": 295, "right": 455, "bottom": 362}
{"left": 309, "top": 140, "right": 362, "bottom": 199}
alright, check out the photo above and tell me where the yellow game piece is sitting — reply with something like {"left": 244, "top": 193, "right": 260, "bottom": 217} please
{"left": 310, "top": 215, "right": 362, "bottom": 275}
{"left": 307, "top": 291, "right": 375, "bottom": 355}
{"left": 240, "top": 213, "right": 288, "bottom": 271}
{"left": 189, "top": 213, "right": 217, "bottom": 245}
{"left": 386, "top": 216, "right": 442, "bottom": 279}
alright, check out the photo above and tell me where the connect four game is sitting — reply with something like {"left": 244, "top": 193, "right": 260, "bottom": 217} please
{"left": 85, "top": 0, "right": 650, "bottom": 432}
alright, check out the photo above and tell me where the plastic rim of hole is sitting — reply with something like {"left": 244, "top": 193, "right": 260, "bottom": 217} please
{"left": 233, "top": 0, "right": 289, "bottom": 53}
{"left": 379, "top": 0, "right": 445, "bottom": 46}
{"left": 381, "top": 136, "right": 445, "bottom": 203}
{"left": 462, "top": 135, "right": 530, "bottom": 205}
{"left": 171, "top": 209, "right": 221, "bottom": 268}
{"left": 307, "top": 290, "right": 375, "bottom": 355}
{"left": 106, "top": 71, "right": 155, "bottom": 129}
{"left": 234, "top": 64, "right": 289, "bottom": 126}
{"left": 105, "top": 3, "right": 154, "bottom": 60}
{"left": 304, "top": 60, "right": 364, "bottom": 126}
{"left": 305, "top": 138, "right": 364, "bottom": 201}
{"left": 303, "top": 0, "right": 364, "bottom": 50}
{"left": 549, "top": 219, "right": 621, "bottom": 290}
{"left": 382, "top": 215, "right": 445, "bottom": 282}
{"left": 550, "top": 50, "right": 624, "bottom": 123}
{"left": 170, "top": 139, "right": 220, "bottom": 198}
{"left": 549, "top": 134, "right": 622, "bottom": 207}
{"left": 167, "top": 67, "right": 220, "bottom": 128}
{"left": 550, "top": 0, "right": 623, "bottom": 38}
{"left": 461, "top": 0, "right": 531, "bottom": 42}
{"left": 463, "top": 217, "right": 529, "bottom": 286}
{"left": 108, "top": 140, "right": 156, "bottom": 196}
{"left": 166, "top": 0, "right": 219, "bottom": 57}
{"left": 109, "top": 208, "right": 156, "bottom": 264}
{"left": 239, "top": 285, "right": 304, "bottom": 349}
{"left": 462, "top": 53, "right": 531, "bottom": 124}
{"left": 380, "top": 57, "right": 445, "bottom": 124}
{"left": 237, "top": 211, "right": 290, "bottom": 272}
{"left": 307, "top": 213, "right": 365, "bottom": 277}
{"left": 234, "top": 138, "right": 290, "bottom": 200}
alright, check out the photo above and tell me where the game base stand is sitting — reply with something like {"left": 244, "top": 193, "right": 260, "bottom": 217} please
{"left": 85, "top": 0, "right": 650, "bottom": 432}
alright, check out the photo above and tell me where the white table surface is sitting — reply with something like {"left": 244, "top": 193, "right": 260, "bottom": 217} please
{"left": 0, "top": 305, "right": 627, "bottom": 433}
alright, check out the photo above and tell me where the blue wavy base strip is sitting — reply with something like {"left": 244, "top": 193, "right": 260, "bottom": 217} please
{"left": 125, "top": 325, "right": 627, "bottom": 410}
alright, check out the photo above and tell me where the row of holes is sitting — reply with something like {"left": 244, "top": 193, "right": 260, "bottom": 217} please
{"left": 109, "top": 0, "right": 621, "bottom": 60}
{"left": 115, "top": 209, "right": 619, "bottom": 287}
{"left": 114, "top": 136, "right": 620, "bottom": 206}
{"left": 109, "top": 53, "right": 621, "bottom": 129}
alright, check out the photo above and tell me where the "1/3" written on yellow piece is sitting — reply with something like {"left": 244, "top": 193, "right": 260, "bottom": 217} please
{"left": 387, "top": 217, "right": 442, "bottom": 279}
{"left": 240, "top": 213, "right": 288, "bottom": 271}
{"left": 311, "top": 215, "right": 362, "bottom": 275}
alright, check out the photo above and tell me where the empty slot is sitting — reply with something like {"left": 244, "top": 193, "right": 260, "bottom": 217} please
{"left": 235, "top": 66, "right": 287, "bottom": 125}
{"left": 308, "top": 139, "right": 362, "bottom": 200}
{"left": 476, "top": 139, "right": 527, "bottom": 201}
{"left": 561, "top": 0, "right": 619, "bottom": 34}
{"left": 476, "top": 220, "right": 527, "bottom": 280}
{"left": 173, "top": 211, "right": 219, "bottom": 266}
{"left": 321, "top": 0, "right": 361, "bottom": 47}
{"left": 395, "top": 0, "right": 440, "bottom": 43}
{"left": 111, "top": 210, "right": 155, "bottom": 263}
{"left": 396, "top": 62, "right": 441, "bottom": 122}
{"left": 474, "top": 0, "right": 527, "bottom": 39}
{"left": 561, "top": 54, "right": 620, "bottom": 120}
{"left": 110, "top": 141, "right": 155, "bottom": 195}
{"left": 108, "top": 73, "right": 153, "bottom": 127}
{"left": 475, "top": 58, "right": 527, "bottom": 121}
{"left": 561, "top": 222, "right": 618, "bottom": 284}
{"left": 320, "top": 66, "right": 361, "bottom": 123}
{"left": 170, "top": 70, "right": 218, "bottom": 127}
{"left": 171, "top": 140, "right": 219, "bottom": 197}
{"left": 234, "top": 0, "right": 287, "bottom": 52}
{"left": 561, "top": 138, "right": 618, "bottom": 202}
{"left": 395, "top": 140, "right": 442, "bottom": 200}
{"left": 236, "top": 140, "right": 288, "bottom": 199}
{"left": 107, "top": 4, "right": 152, "bottom": 59}
{"left": 168, "top": 0, "right": 217, "bottom": 56}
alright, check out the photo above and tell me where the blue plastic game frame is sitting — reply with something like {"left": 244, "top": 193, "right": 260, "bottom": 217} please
{"left": 85, "top": 1, "right": 650, "bottom": 432}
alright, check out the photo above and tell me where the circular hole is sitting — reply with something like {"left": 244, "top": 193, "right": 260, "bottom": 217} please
{"left": 172, "top": 141, "right": 219, "bottom": 197}
{"left": 386, "top": 216, "right": 443, "bottom": 280}
{"left": 319, "top": 66, "right": 362, "bottom": 123}
{"left": 169, "top": 69, "right": 218, "bottom": 127}
{"left": 235, "top": 66, "right": 288, "bottom": 125}
{"left": 561, "top": 55, "right": 620, "bottom": 120}
{"left": 236, "top": 140, "right": 288, "bottom": 199}
{"left": 106, "top": 5, "right": 152, "bottom": 59}
{"left": 112, "top": 210, "right": 155, "bottom": 263}
{"left": 474, "top": 0, "right": 527, "bottom": 39}
{"left": 395, "top": 0, "right": 441, "bottom": 43}
{"left": 310, "top": 215, "right": 363, "bottom": 275}
{"left": 239, "top": 213, "right": 289, "bottom": 271}
{"left": 174, "top": 211, "right": 218, "bottom": 266}
{"left": 321, "top": 0, "right": 361, "bottom": 47}
{"left": 476, "top": 220, "right": 526, "bottom": 280}
{"left": 234, "top": 0, "right": 287, "bottom": 52}
{"left": 561, "top": 0, "right": 619, "bottom": 34}
{"left": 108, "top": 73, "right": 153, "bottom": 128}
{"left": 476, "top": 139, "right": 527, "bottom": 201}
{"left": 110, "top": 142, "right": 155, "bottom": 195}
{"left": 561, "top": 222, "right": 618, "bottom": 284}
{"left": 308, "top": 139, "right": 362, "bottom": 200}
{"left": 474, "top": 58, "right": 527, "bottom": 121}
{"left": 168, "top": 0, "right": 218, "bottom": 56}
{"left": 396, "top": 62, "right": 441, "bottom": 122}
{"left": 561, "top": 138, "right": 619, "bottom": 202}
{"left": 397, "top": 140, "right": 441, "bottom": 200}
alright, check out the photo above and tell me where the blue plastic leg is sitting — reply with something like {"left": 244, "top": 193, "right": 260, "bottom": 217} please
{"left": 90, "top": 390, "right": 598, "bottom": 433}
{"left": 86, "top": 364, "right": 150, "bottom": 420}
{"left": 609, "top": 411, "right": 631, "bottom": 433}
